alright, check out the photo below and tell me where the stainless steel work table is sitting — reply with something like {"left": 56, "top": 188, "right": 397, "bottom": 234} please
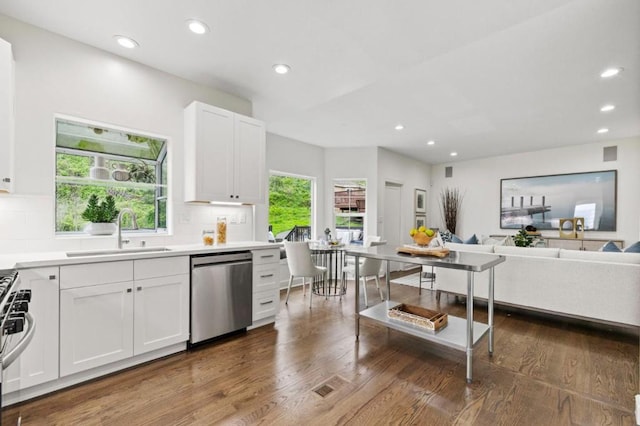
{"left": 345, "top": 246, "right": 505, "bottom": 383}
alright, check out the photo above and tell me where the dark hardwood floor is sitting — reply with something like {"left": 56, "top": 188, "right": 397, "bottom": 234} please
{"left": 6, "top": 271, "right": 639, "bottom": 425}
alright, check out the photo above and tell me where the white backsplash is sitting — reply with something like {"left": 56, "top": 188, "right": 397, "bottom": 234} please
{"left": 0, "top": 194, "right": 256, "bottom": 254}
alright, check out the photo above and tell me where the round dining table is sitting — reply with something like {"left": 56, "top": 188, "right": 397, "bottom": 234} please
{"left": 308, "top": 243, "right": 349, "bottom": 297}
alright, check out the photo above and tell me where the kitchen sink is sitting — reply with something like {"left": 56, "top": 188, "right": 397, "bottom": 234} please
{"left": 66, "top": 247, "right": 172, "bottom": 257}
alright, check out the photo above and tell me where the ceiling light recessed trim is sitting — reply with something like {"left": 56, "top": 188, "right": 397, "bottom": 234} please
{"left": 450, "top": 152, "right": 458, "bottom": 157}
{"left": 113, "top": 35, "right": 139, "bottom": 49}
{"left": 600, "top": 67, "right": 623, "bottom": 78}
{"left": 186, "top": 19, "right": 210, "bottom": 35}
{"left": 394, "top": 124, "right": 404, "bottom": 131}
{"left": 273, "top": 64, "right": 291, "bottom": 74}
{"left": 597, "top": 128, "right": 609, "bottom": 134}
{"left": 600, "top": 104, "right": 615, "bottom": 112}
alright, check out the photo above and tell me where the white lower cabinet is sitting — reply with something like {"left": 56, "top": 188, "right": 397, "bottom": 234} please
{"left": 133, "top": 274, "right": 189, "bottom": 355}
{"left": 59, "top": 257, "right": 189, "bottom": 377}
{"left": 252, "top": 249, "right": 280, "bottom": 325}
{"left": 2, "top": 267, "right": 59, "bottom": 394}
{"left": 60, "top": 281, "right": 134, "bottom": 376}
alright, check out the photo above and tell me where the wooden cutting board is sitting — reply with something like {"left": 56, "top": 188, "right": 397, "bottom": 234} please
{"left": 396, "top": 246, "right": 451, "bottom": 258}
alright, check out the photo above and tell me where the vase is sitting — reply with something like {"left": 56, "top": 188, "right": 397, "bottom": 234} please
{"left": 90, "top": 156, "right": 110, "bottom": 180}
{"left": 111, "top": 163, "right": 131, "bottom": 181}
{"left": 84, "top": 222, "right": 117, "bottom": 236}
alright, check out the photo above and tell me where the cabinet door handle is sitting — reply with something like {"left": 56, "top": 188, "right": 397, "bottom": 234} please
{"left": 260, "top": 274, "right": 274, "bottom": 278}
{"left": 49, "top": 275, "right": 56, "bottom": 280}
{"left": 126, "top": 288, "right": 132, "bottom": 293}
{"left": 235, "top": 195, "right": 239, "bottom": 199}
{"left": 230, "top": 195, "right": 234, "bottom": 198}
{"left": 261, "top": 254, "right": 274, "bottom": 259}
{"left": 137, "top": 286, "right": 142, "bottom": 291}
{"left": 260, "top": 300, "right": 274, "bottom": 305}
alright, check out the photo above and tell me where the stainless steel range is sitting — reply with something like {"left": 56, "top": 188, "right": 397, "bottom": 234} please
{"left": 0, "top": 269, "right": 35, "bottom": 426}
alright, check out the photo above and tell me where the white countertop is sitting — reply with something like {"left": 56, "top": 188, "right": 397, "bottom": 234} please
{"left": 0, "top": 241, "right": 282, "bottom": 270}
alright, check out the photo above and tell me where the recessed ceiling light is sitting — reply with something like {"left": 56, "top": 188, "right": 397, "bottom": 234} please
{"left": 426, "top": 140, "right": 435, "bottom": 145}
{"left": 600, "top": 104, "right": 615, "bottom": 112}
{"left": 114, "top": 35, "right": 139, "bottom": 49}
{"left": 597, "top": 128, "right": 609, "bottom": 134}
{"left": 273, "top": 64, "right": 290, "bottom": 74}
{"left": 186, "top": 19, "right": 209, "bottom": 34}
{"left": 600, "top": 67, "right": 623, "bottom": 78}
{"left": 394, "top": 124, "right": 404, "bottom": 131}
{"left": 450, "top": 152, "right": 458, "bottom": 157}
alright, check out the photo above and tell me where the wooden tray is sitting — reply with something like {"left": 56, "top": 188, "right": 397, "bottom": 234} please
{"left": 396, "top": 245, "right": 450, "bottom": 258}
{"left": 387, "top": 304, "right": 448, "bottom": 331}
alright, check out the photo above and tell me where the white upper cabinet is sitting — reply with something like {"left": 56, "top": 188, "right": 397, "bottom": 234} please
{"left": 184, "top": 101, "right": 265, "bottom": 204}
{"left": 0, "top": 38, "right": 14, "bottom": 193}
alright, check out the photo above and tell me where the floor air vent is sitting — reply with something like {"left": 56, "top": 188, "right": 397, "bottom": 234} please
{"left": 313, "top": 384, "right": 335, "bottom": 397}
{"left": 312, "top": 375, "right": 350, "bottom": 398}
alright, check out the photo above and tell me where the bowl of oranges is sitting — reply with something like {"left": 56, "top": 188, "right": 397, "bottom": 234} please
{"left": 409, "top": 226, "right": 435, "bottom": 246}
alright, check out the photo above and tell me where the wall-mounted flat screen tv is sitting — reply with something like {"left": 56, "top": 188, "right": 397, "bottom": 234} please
{"left": 500, "top": 170, "right": 617, "bottom": 231}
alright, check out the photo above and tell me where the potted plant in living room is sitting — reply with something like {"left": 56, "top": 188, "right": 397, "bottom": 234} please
{"left": 513, "top": 228, "right": 534, "bottom": 247}
{"left": 81, "top": 194, "right": 119, "bottom": 235}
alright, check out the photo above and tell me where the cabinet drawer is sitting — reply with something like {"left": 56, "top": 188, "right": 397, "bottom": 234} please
{"left": 60, "top": 261, "right": 133, "bottom": 289}
{"left": 252, "top": 248, "right": 280, "bottom": 265}
{"left": 253, "top": 288, "right": 280, "bottom": 321}
{"left": 253, "top": 264, "right": 278, "bottom": 293}
{"left": 134, "top": 256, "right": 189, "bottom": 280}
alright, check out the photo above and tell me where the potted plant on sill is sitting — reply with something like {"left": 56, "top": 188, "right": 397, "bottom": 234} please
{"left": 82, "top": 194, "right": 119, "bottom": 235}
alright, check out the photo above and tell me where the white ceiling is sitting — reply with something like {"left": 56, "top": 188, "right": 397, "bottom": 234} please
{"left": 0, "top": 0, "right": 638, "bottom": 164}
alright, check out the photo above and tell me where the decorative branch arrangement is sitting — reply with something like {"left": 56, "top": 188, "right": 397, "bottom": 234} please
{"left": 440, "top": 187, "right": 463, "bottom": 235}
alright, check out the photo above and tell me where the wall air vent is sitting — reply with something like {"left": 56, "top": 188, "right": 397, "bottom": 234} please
{"left": 445, "top": 166, "right": 453, "bottom": 178}
{"left": 603, "top": 146, "right": 617, "bottom": 162}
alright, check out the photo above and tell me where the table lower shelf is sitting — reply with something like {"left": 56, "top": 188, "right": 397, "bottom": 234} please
{"left": 359, "top": 300, "right": 489, "bottom": 352}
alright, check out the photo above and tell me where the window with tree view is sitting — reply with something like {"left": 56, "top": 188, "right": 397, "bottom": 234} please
{"left": 55, "top": 118, "right": 167, "bottom": 233}
{"left": 334, "top": 179, "right": 366, "bottom": 244}
{"left": 268, "top": 173, "right": 313, "bottom": 240}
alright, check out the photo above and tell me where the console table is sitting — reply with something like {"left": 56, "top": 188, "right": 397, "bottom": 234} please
{"left": 491, "top": 235, "right": 624, "bottom": 251}
{"left": 345, "top": 246, "right": 505, "bottom": 383}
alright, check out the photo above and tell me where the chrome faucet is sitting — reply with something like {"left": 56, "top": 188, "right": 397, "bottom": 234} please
{"left": 117, "top": 208, "right": 139, "bottom": 249}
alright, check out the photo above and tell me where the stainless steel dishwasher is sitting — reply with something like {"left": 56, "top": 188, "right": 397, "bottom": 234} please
{"left": 190, "top": 251, "right": 253, "bottom": 345}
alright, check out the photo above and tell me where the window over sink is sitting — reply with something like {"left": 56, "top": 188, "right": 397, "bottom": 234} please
{"left": 55, "top": 117, "right": 168, "bottom": 234}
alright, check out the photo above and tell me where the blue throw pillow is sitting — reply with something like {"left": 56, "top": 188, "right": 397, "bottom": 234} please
{"left": 601, "top": 241, "right": 622, "bottom": 252}
{"left": 450, "top": 234, "right": 463, "bottom": 243}
{"left": 623, "top": 241, "right": 640, "bottom": 253}
{"left": 464, "top": 234, "right": 478, "bottom": 244}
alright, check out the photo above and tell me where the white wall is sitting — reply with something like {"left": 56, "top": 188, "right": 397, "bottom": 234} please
{"left": 257, "top": 133, "right": 325, "bottom": 241}
{"left": 377, "top": 148, "right": 432, "bottom": 245}
{"left": 429, "top": 137, "right": 640, "bottom": 246}
{"left": 0, "top": 15, "right": 255, "bottom": 253}
{"left": 324, "top": 147, "right": 378, "bottom": 238}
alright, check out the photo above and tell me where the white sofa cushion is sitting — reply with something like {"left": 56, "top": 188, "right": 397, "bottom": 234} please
{"left": 444, "top": 242, "right": 494, "bottom": 253}
{"left": 559, "top": 249, "right": 640, "bottom": 264}
{"left": 481, "top": 235, "right": 507, "bottom": 246}
{"left": 494, "top": 245, "right": 560, "bottom": 258}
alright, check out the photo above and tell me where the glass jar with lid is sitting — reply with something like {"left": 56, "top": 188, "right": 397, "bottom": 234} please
{"left": 216, "top": 217, "right": 227, "bottom": 244}
{"left": 202, "top": 229, "right": 215, "bottom": 246}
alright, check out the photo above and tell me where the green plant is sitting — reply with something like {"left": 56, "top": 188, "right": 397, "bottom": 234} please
{"left": 513, "top": 229, "right": 534, "bottom": 247}
{"left": 128, "top": 160, "right": 155, "bottom": 183}
{"left": 81, "top": 194, "right": 119, "bottom": 223}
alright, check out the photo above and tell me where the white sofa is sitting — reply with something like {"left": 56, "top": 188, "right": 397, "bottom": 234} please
{"left": 434, "top": 243, "right": 640, "bottom": 328}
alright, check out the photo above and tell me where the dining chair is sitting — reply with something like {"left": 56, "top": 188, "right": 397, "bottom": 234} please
{"left": 342, "top": 240, "right": 386, "bottom": 307}
{"left": 284, "top": 241, "right": 328, "bottom": 308}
